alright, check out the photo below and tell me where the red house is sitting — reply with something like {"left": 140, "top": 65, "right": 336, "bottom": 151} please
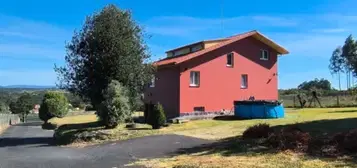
{"left": 144, "top": 30, "right": 289, "bottom": 118}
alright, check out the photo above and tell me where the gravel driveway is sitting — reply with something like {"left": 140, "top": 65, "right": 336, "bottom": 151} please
{"left": 0, "top": 122, "right": 212, "bottom": 168}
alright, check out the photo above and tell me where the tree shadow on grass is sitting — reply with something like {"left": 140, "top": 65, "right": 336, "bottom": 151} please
{"left": 172, "top": 118, "right": 357, "bottom": 165}
{"left": 57, "top": 121, "right": 103, "bottom": 130}
{"left": 328, "top": 110, "right": 357, "bottom": 113}
{"left": 54, "top": 121, "right": 105, "bottom": 145}
{"left": 213, "top": 115, "right": 244, "bottom": 121}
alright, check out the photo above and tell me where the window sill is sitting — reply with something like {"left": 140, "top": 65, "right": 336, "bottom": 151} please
{"left": 260, "top": 58, "right": 269, "bottom": 61}
{"left": 189, "top": 84, "right": 200, "bottom": 88}
{"left": 226, "top": 64, "right": 233, "bottom": 68}
{"left": 241, "top": 87, "right": 248, "bottom": 89}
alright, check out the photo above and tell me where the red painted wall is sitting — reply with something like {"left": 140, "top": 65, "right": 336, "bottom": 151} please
{"left": 144, "top": 66, "right": 180, "bottom": 118}
{"left": 179, "top": 36, "right": 278, "bottom": 113}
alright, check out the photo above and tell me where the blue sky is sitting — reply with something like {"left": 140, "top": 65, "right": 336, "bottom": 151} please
{"left": 0, "top": 0, "right": 356, "bottom": 88}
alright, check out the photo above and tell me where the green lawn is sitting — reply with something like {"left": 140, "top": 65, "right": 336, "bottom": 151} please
{"left": 51, "top": 108, "right": 357, "bottom": 167}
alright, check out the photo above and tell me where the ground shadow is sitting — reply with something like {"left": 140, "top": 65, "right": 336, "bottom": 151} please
{"left": 272, "top": 117, "right": 357, "bottom": 137}
{"left": 172, "top": 118, "right": 357, "bottom": 165}
{"left": 14, "top": 122, "right": 43, "bottom": 127}
{"left": 213, "top": 115, "right": 243, "bottom": 121}
{"left": 127, "top": 128, "right": 151, "bottom": 130}
{"left": 57, "top": 121, "right": 102, "bottom": 131}
{"left": 328, "top": 110, "right": 357, "bottom": 113}
{"left": 0, "top": 137, "right": 54, "bottom": 147}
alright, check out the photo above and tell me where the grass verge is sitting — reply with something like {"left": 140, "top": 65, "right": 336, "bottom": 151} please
{"left": 126, "top": 108, "right": 357, "bottom": 168}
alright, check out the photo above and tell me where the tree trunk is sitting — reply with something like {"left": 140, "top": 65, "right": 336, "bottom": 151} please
{"left": 338, "top": 72, "right": 341, "bottom": 91}
{"left": 347, "top": 71, "right": 350, "bottom": 89}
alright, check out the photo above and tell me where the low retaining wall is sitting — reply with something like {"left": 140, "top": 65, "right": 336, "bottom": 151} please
{"left": 0, "top": 114, "right": 20, "bottom": 126}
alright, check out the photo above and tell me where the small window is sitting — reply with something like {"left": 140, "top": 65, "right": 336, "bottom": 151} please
{"left": 149, "top": 76, "right": 155, "bottom": 87}
{"left": 190, "top": 71, "right": 200, "bottom": 87}
{"left": 193, "top": 106, "right": 205, "bottom": 112}
{"left": 241, "top": 74, "right": 248, "bottom": 89}
{"left": 227, "top": 52, "right": 234, "bottom": 67}
{"left": 191, "top": 45, "right": 203, "bottom": 52}
{"left": 260, "top": 50, "right": 269, "bottom": 60}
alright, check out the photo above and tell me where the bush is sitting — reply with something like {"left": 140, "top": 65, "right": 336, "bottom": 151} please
{"left": 148, "top": 103, "right": 166, "bottom": 129}
{"left": 242, "top": 123, "right": 273, "bottom": 139}
{"left": 97, "top": 80, "right": 131, "bottom": 129}
{"left": 39, "top": 91, "right": 69, "bottom": 123}
{"left": 266, "top": 125, "right": 311, "bottom": 152}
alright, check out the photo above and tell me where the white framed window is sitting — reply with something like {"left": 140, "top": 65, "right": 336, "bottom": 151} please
{"left": 227, "top": 52, "right": 234, "bottom": 67}
{"left": 149, "top": 76, "right": 155, "bottom": 87}
{"left": 241, "top": 74, "right": 248, "bottom": 89}
{"left": 260, "top": 49, "right": 269, "bottom": 60}
{"left": 190, "top": 71, "right": 200, "bottom": 87}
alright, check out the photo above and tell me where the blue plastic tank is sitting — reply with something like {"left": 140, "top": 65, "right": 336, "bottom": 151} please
{"left": 234, "top": 100, "right": 284, "bottom": 119}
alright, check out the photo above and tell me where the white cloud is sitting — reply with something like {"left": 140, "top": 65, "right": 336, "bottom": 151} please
{"left": 0, "top": 14, "right": 70, "bottom": 60}
{"left": 0, "top": 43, "right": 65, "bottom": 59}
{"left": 251, "top": 16, "right": 299, "bottom": 26}
{"left": 0, "top": 14, "right": 71, "bottom": 43}
{"left": 0, "top": 70, "right": 57, "bottom": 86}
{"left": 311, "top": 28, "right": 349, "bottom": 33}
{"left": 270, "top": 33, "right": 346, "bottom": 58}
{"left": 144, "top": 15, "right": 298, "bottom": 37}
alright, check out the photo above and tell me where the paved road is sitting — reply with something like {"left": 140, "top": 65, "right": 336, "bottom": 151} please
{"left": 0, "top": 122, "right": 212, "bottom": 168}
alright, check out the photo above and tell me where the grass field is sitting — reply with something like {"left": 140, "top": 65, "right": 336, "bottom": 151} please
{"left": 51, "top": 108, "right": 357, "bottom": 167}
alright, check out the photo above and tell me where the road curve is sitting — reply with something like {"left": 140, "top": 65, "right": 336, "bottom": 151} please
{"left": 0, "top": 122, "right": 212, "bottom": 168}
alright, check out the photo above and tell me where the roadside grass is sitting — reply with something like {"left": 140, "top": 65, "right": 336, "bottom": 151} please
{"left": 52, "top": 108, "right": 357, "bottom": 145}
{"left": 128, "top": 151, "right": 355, "bottom": 168}
{"left": 127, "top": 107, "right": 357, "bottom": 168}
{"left": 52, "top": 107, "right": 357, "bottom": 168}
{"left": 49, "top": 114, "right": 98, "bottom": 127}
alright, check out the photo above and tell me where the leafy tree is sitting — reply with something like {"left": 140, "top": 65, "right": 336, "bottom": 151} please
{"left": 97, "top": 80, "right": 131, "bottom": 128}
{"left": 0, "top": 101, "right": 10, "bottom": 114}
{"left": 341, "top": 35, "right": 357, "bottom": 89}
{"left": 329, "top": 46, "right": 344, "bottom": 90}
{"left": 39, "top": 91, "right": 69, "bottom": 123}
{"left": 148, "top": 103, "right": 166, "bottom": 129}
{"left": 297, "top": 78, "right": 332, "bottom": 91}
{"left": 55, "top": 4, "right": 153, "bottom": 110}
{"left": 9, "top": 92, "right": 34, "bottom": 122}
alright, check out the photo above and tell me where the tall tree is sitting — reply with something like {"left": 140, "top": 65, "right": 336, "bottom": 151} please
{"left": 55, "top": 5, "right": 153, "bottom": 109}
{"left": 9, "top": 92, "right": 34, "bottom": 122}
{"left": 342, "top": 35, "right": 357, "bottom": 89}
{"left": 329, "top": 46, "right": 344, "bottom": 90}
{"left": 297, "top": 78, "right": 332, "bottom": 91}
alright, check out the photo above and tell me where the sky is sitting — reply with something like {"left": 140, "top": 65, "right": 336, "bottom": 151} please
{"left": 0, "top": 0, "right": 357, "bottom": 89}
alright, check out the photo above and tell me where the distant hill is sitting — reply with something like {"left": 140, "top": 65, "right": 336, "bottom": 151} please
{"left": 0, "top": 85, "right": 56, "bottom": 89}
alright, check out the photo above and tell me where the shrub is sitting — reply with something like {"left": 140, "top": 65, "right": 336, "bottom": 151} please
{"left": 242, "top": 123, "right": 273, "bottom": 139}
{"left": 39, "top": 91, "right": 69, "bottom": 123}
{"left": 148, "top": 103, "right": 166, "bottom": 129}
{"left": 97, "top": 80, "right": 131, "bottom": 129}
{"left": 266, "top": 125, "right": 311, "bottom": 152}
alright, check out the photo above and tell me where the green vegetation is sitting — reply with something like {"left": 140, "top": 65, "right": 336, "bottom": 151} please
{"left": 128, "top": 108, "right": 357, "bottom": 168}
{"left": 297, "top": 78, "right": 332, "bottom": 91}
{"left": 148, "top": 103, "right": 166, "bottom": 129}
{"left": 55, "top": 4, "right": 153, "bottom": 111}
{"left": 97, "top": 81, "right": 131, "bottom": 128}
{"left": 39, "top": 91, "right": 69, "bottom": 123}
{"left": 53, "top": 108, "right": 357, "bottom": 147}
{"left": 9, "top": 92, "right": 34, "bottom": 121}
